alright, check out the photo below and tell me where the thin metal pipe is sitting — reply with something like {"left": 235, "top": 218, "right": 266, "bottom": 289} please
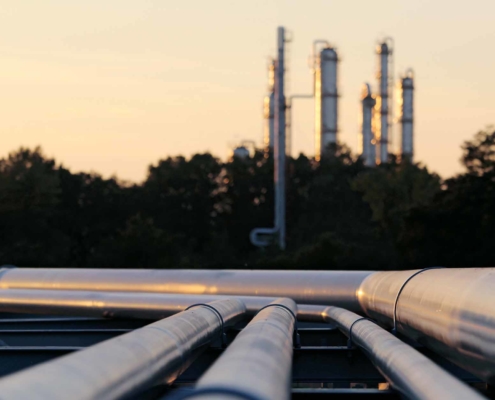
{"left": 322, "top": 306, "right": 486, "bottom": 400}
{"left": 358, "top": 268, "right": 495, "bottom": 384}
{"left": 183, "top": 298, "right": 297, "bottom": 400}
{"left": 0, "top": 299, "right": 246, "bottom": 400}
{"left": 0, "top": 288, "right": 326, "bottom": 322}
{"left": 0, "top": 268, "right": 373, "bottom": 312}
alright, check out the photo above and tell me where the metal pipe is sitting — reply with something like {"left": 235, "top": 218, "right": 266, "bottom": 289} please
{"left": 322, "top": 306, "right": 486, "bottom": 400}
{"left": 3, "top": 267, "right": 495, "bottom": 385}
{"left": 360, "top": 83, "right": 376, "bottom": 167}
{"left": 400, "top": 69, "right": 414, "bottom": 161}
{"left": 0, "top": 268, "right": 373, "bottom": 312}
{"left": 0, "top": 299, "right": 246, "bottom": 400}
{"left": 358, "top": 268, "right": 495, "bottom": 385}
{"left": 0, "top": 288, "right": 326, "bottom": 322}
{"left": 184, "top": 298, "right": 297, "bottom": 400}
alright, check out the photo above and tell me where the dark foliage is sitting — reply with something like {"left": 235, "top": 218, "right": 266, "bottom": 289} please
{"left": 1, "top": 127, "right": 494, "bottom": 270}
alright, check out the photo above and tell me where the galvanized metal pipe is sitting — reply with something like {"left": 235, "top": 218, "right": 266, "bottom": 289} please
{"left": 323, "top": 306, "right": 486, "bottom": 400}
{"left": 182, "top": 298, "right": 297, "bottom": 400}
{"left": 0, "top": 288, "right": 326, "bottom": 322}
{"left": 0, "top": 299, "right": 246, "bottom": 400}
{"left": 0, "top": 268, "right": 372, "bottom": 311}
{"left": 358, "top": 268, "right": 495, "bottom": 385}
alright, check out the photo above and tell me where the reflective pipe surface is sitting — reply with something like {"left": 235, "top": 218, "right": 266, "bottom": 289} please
{"left": 0, "top": 299, "right": 246, "bottom": 400}
{"left": 0, "top": 288, "right": 326, "bottom": 322}
{"left": 358, "top": 268, "right": 495, "bottom": 384}
{"left": 184, "top": 298, "right": 297, "bottom": 400}
{"left": 0, "top": 268, "right": 373, "bottom": 312}
{"left": 323, "top": 306, "right": 486, "bottom": 400}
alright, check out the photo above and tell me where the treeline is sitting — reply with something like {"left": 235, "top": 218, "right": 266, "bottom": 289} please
{"left": 1, "top": 128, "right": 494, "bottom": 270}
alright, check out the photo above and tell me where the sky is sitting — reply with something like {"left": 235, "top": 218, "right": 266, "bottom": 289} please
{"left": 0, "top": 0, "right": 494, "bottom": 182}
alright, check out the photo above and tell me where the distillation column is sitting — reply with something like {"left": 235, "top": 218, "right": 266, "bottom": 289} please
{"left": 399, "top": 69, "right": 414, "bottom": 161}
{"left": 375, "top": 40, "right": 392, "bottom": 164}
{"left": 360, "top": 83, "right": 376, "bottom": 167}
{"left": 315, "top": 46, "right": 338, "bottom": 160}
{"left": 274, "top": 26, "right": 286, "bottom": 249}
{"left": 263, "top": 60, "right": 276, "bottom": 151}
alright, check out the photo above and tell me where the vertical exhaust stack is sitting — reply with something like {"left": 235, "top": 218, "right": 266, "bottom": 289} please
{"left": 263, "top": 60, "right": 276, "bottom": 152}
{"left": 315, "top": 45, "right": 338, "bottom": 161}
{"left": 375, "top": 39, "right": 393, "bottom": 164}
{"left": 360, "top": 83, "right": 376, "bottom": 167}
{"left": 399, "top": 69, "right": 414, "bottom": 162}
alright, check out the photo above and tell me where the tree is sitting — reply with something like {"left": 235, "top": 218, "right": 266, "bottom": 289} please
{"left": 461, "top": 127, "right": 495, "bottom": 176}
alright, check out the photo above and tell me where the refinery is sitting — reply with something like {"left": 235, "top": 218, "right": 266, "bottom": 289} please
{"left": 241, "top": 27, "right": 415, "bottom": 164}
{"left": 248, "top": 27, "right": 416, "bottom": 250}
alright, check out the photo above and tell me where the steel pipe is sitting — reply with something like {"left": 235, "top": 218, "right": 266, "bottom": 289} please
{"left": 183, "top": 298, "right": 297, "bottom": 400}
{"left": 0, "top": 268, "right": 372, "bottom": 312}
{"left": 358, "top": 268, "right": 495, "bottom": 385}
{"left": 0, "top": 288, "right": 326, "bottom": 322}
{"left": 0, "top": 299, "right": 246, "bottom": 400}
{"left": 3, "top": 267, "right": 495, "bottom": 384}
{"left": 323, "top": 306, "right": 486, "bottom": 400}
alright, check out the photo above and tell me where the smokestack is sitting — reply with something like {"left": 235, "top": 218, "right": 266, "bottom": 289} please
{"left": 315, "top": 46, "right": 338, "bottom": 161}
{"left": 360, "top": 83, "right": 376, "bottom": 167}
{"left": 400, "top": 69, "right": 414, "bottom": 161}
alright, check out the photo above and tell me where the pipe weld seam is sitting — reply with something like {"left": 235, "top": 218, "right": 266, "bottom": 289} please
{"left": 254, "top": 303, "right": 300, "bottom": 348}
{"left": 391, "top": 266, "right": 445, "bottom": 335}
{"left": 184, "top": 303, "right": 226, "bottom": 347}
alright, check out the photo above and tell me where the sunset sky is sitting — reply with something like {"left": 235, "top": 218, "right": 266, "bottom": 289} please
{"left": 0, "top": 0, "right": 494, "bottom": 182}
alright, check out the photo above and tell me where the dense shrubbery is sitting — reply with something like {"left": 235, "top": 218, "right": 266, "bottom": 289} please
{"left": 1, "top": 128, "right": 494, "bottom": 270}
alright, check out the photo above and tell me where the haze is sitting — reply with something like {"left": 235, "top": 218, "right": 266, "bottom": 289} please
{"left": 0, "top": 0, "right": 493, "bottom": 181}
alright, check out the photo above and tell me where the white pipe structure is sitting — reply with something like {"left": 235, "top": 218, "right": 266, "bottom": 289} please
{"left": 251, "top": 26, "right": 287, "bottom": 250}
{"left": 375, "top": 39, "right": 393, "bottom": 164}
{"left": 188, "top": 298, "right": 297, "bottom": 400}
{"left": 263, "top": 59, "right": 276, "bottom": 151}
{"left": 3, "top": 267, "right": 495, "bottom": 385}
{"left": 314, "top": 45, "right": 338, "bottom": 161}
{"left": 0, "top": 299, "right": 246, "bottom": 400}
{"left": 360, "top": 83, "right": 376, "bottom": 167}
{"left": 323, "top": 307, "right": 486, "bottom": 400}
{"left": 399, "top": 69, "right": 414, "bottom": 161}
